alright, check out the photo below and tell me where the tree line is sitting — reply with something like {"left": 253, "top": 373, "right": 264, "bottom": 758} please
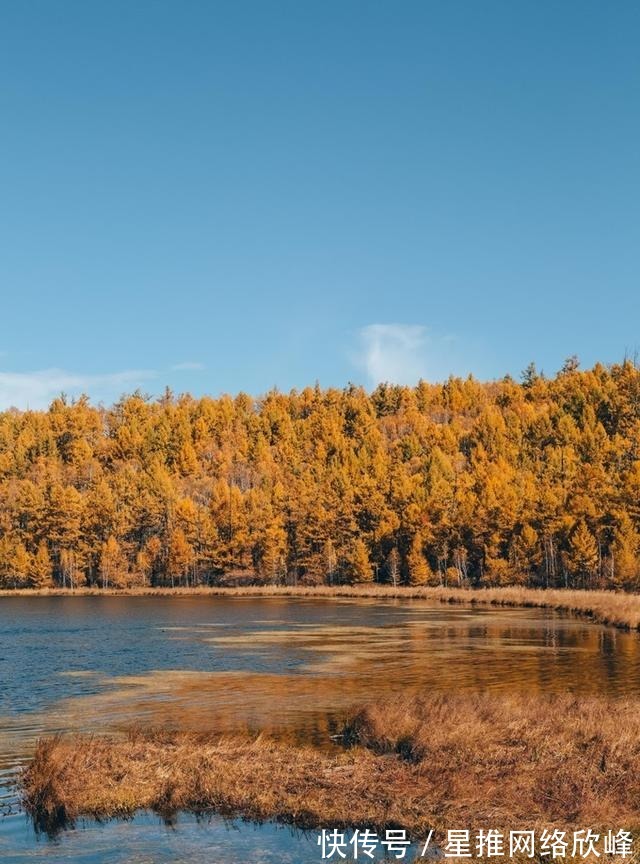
{"left": 1, "top": 358, "right": 640, "bottom": 591}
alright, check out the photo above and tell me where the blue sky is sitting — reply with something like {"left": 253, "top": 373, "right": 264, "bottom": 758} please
{"left": 1, "top": 0, "right": 639, "bottom": 408}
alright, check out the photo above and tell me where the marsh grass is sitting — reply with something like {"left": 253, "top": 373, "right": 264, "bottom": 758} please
{"left": 343, "top": 693, "right": 640, "bottom": 828}
{"left": 22, "top": 729, "right": 409, "bottom": 835}
{"left": 5, "top": 584, "right": 640, "bottom": 632}
{"left": 22, "top": 693, "right": 640, "bottom": 836}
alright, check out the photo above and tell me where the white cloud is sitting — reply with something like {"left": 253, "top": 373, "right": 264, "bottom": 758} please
{"left": 0, "top": 368, "right": 156, "bottom": 410}
{"left": 354, "top": 324, "right": 430, "bottom": 386}
{"left": 170, "top": 361, "right": 205, "bottom": 371}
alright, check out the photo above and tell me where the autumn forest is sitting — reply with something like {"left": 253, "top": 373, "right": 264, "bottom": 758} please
{"left": 2, "top": 359, "right": 640, "bottom": 591}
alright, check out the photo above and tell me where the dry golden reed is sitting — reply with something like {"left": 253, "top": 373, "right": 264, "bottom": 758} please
{"left": 22, "top": 693, "right": 640, "bottom": 834}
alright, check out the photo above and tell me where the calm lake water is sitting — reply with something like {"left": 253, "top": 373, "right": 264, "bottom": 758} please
{"left": 2, "top": 595, "right": 640, "bottom": 862}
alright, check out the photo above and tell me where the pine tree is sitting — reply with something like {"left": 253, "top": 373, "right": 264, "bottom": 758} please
{"left": 168, "top": 528, "right": 194, "bottom": 587}
{"left": 28, "top": 541, "right": 54, "bottom": 589}
{"left": 3, "top": 362, "right": 640, "bottom": 593}
{"left": 611, "top": 516, "right": 640, "bottom": 589}
{"left": 512, "top": 524, "right": 541, "bottom": 581}
{"left": 407, "top": 534, "right": 431, "bottom": 586}
{"left": 177, "top": 441, "right": 198, "bottom": 476}
{"left": 348, "top": 539, "right": 373, "bottom": 584}
{"left": 258, "top": 521, "right": 287, "bottom": 584}
{"left": 99, "top": 536, "right": 128, "bottom": 589}
{"left": 567, "top": 521, "right": 599, "bottom": 587}
{"left": 133, "top": 548, "right": 152, "bottom": 587}
{"left": 11, "top": 542, "right": 31, "bottom": 588}
{"left": 323, "top": 539, "right": 337, "bottom": 586}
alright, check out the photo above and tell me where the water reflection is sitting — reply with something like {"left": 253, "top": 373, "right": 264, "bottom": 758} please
{"left": 1, "top": 810, "right": 320, "bottom": 863}
{"left": 2, "top": 596, "right": 640, "bottom": 860}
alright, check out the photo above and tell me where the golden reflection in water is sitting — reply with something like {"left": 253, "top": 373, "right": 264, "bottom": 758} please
{"left": 2, "top": 606, "right": 640, "bottom": 768}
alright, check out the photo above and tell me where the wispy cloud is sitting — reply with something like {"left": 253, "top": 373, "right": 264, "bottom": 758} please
{"left": 353, "top": 324, "right": 431, "bottom": 385}
{"left": 0, "top": 368, "right": 156, "bottom": 410}
{"left": 170, "top": 361, "right": 205, "bottom": 372}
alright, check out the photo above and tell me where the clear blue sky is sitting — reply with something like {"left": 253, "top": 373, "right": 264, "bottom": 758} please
{"left": 1, "top": 0, "right": 639, "bottom": 408}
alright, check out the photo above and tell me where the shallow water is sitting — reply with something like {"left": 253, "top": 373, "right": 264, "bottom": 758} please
{"left": 2, "top": 595, "right": 640, "bottom": 861}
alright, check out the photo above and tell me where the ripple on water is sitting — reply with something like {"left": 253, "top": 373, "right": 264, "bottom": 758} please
{"left": 2, "top": 595, "right": 640, "bottom": 859}
{"left": 0, "top": 811, "right": 325, "bottom": 863}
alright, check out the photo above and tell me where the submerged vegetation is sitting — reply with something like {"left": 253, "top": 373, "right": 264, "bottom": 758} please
{"left": 23, "top": 693, "right": 640, "bottom": 834}
{"left": 3, "top": 360, "right": 640, "bottom": 590}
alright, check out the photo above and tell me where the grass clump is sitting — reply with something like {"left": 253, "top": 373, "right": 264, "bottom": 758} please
{"left": 23, "top": 693, "right": 640, "bottom": 835}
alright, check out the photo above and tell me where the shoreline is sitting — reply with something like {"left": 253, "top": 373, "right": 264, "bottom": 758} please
{"left": 22, "top": 693, "right": 640, "bottom": 835}
{"left": 3, "top": 584, "right": 640, "bottom": 631}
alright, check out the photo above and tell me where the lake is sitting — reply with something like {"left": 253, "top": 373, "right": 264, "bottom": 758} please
{"left": 2, "top": 595, "right": 640, "bottom": 862}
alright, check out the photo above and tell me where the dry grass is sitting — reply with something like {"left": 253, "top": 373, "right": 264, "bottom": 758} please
{"left": 5, "top": 584, "right": 640, "bottom": 631}
{"left": 22, "top": 693, "right": 640, "bottom": 835}
{"left": 344, "top": 693, "right": 640, "bottom": 829}
{"left": 22, "top": 729, "right": 416, "bottom": 835}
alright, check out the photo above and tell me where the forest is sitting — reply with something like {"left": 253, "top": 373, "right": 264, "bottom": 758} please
{"left": 1, "top": 358, "right": 640, "bottom": 591}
